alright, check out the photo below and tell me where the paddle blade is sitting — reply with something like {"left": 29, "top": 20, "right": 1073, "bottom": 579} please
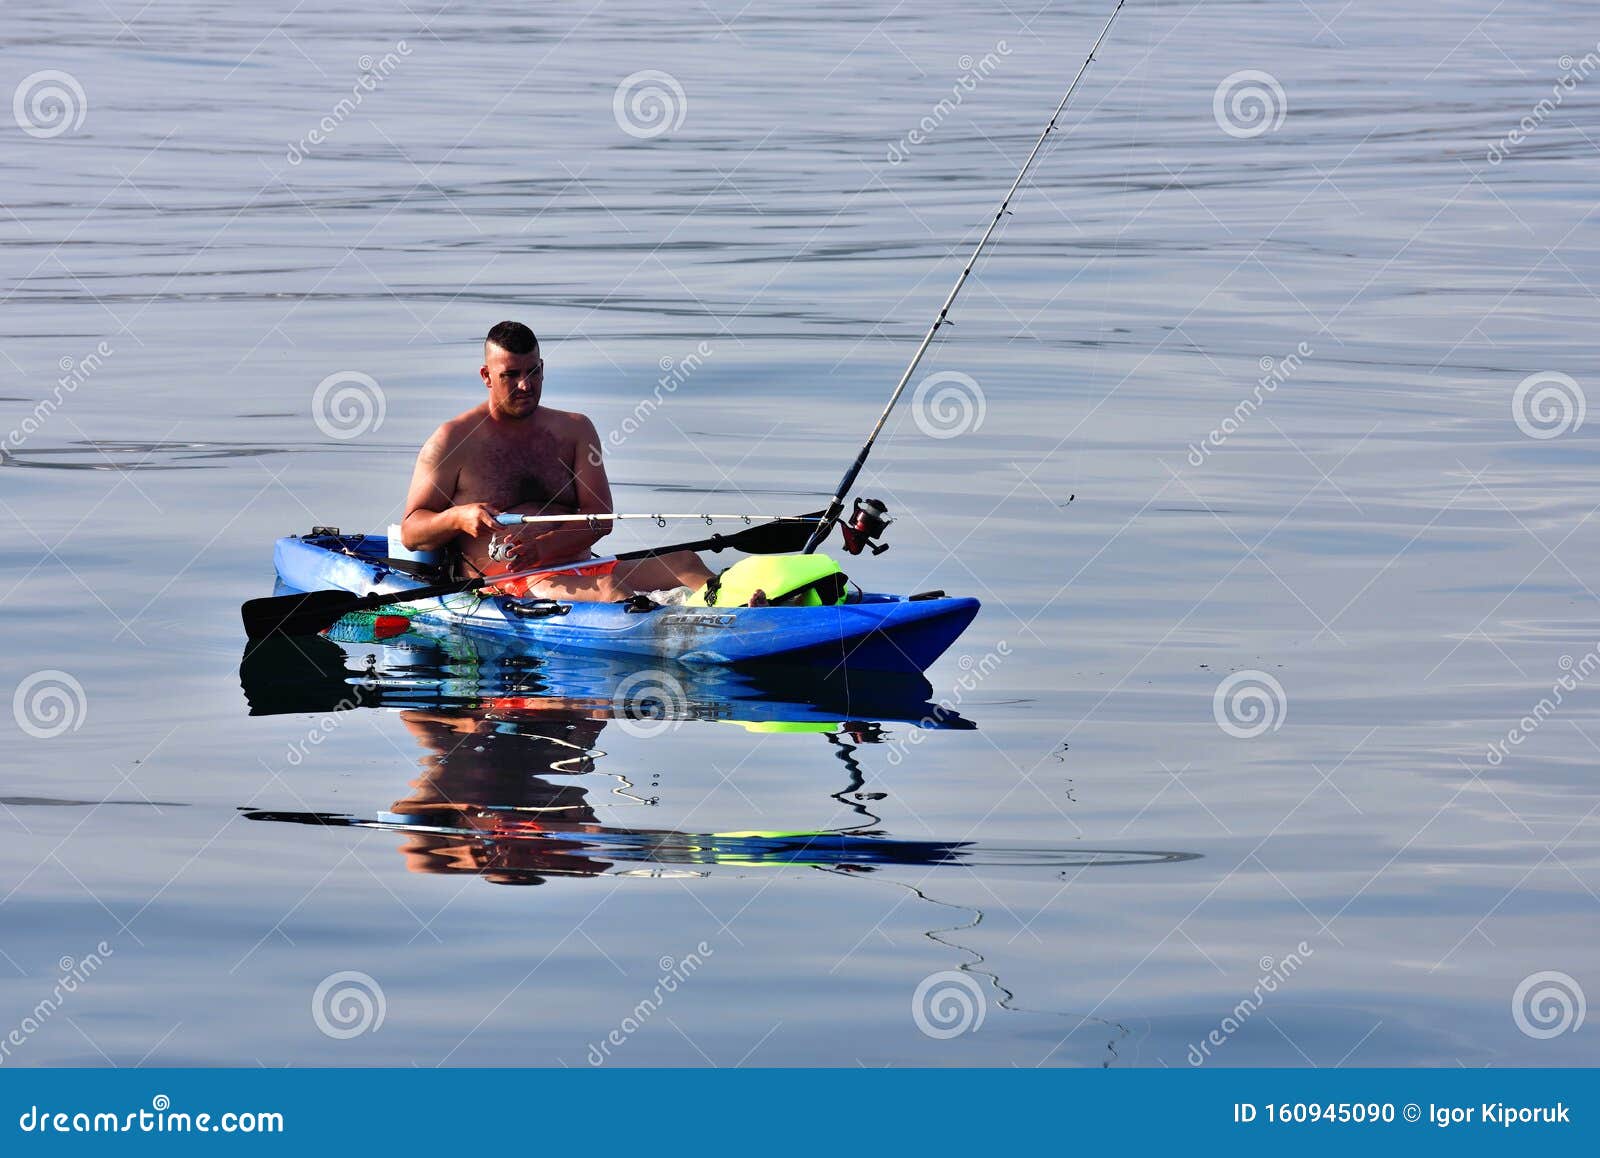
{"left": 717, "top": 514, "right": 826, "bottom": 556}
{"left": 241, "top": 589, "right": 364, "bottom": 641}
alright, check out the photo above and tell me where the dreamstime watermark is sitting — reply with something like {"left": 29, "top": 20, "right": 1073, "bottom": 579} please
{"left": 886, "top": 41, "right": 1011, "bottom": 165}
{"left": 13, "top": 70, "right": 87, "bottom": 138}
{"left": 613, "top": 669, "right": 690, "bottom": 738}
{"left": 586, "top": 943, "right": 713, "bottom": 1064}
{"left": 1185, "top": 342, "right": 1312, "bottom": 466}
{"left": 1512, "top": 370, "right": 1584, "bottom": 440}
{"left": 1213, "top": 69, "right": 1288, "bottom": 139}
{"left": 1488, "top": 44, "right": 1600, "bottom": 164}
{"left": 886, "top": 642, "right": 1010, "bottom": 766}
{"left": 12, "top": 670, "right": 87, "bottom": 739}
{"left": 912, "top": 970, "right": 986, "bottom": 1039}
{"left": 312, "top": 970, "right": 386, "bottom": 1039}
{"left": 285, "top": 693, "right": 365, "bottom": 767}
{"left": 1484, "top": 644, "right": 1600, "bottom": 767}
{"left": 0, "top": 943, "right": 113, "bottom": 1065}
{"left": 286, "top": 42, "right": 411, "bottom": 164}
{"left": 1512, "top": 970, "right": 1585, "bottom": 1039}
{"left": 5, "top": 341, "right": 112, "bottom": 450}
{"left": 613, "top": 70, "right": 687, "bottom": 139}
{"left": 590, "top": 342, "right": 714, "bottom": 463}
{"left": 1186, "top": 941, "right": 1314, "bottom": 1064}
{"left": 912, "top": 370, "right": 986, "bottom": 439}
{"left": 312, "top": 370, "right": 386, "bottom": 439}
{"left": 1212, "top": 670, "right": 1286, "bottom": 739}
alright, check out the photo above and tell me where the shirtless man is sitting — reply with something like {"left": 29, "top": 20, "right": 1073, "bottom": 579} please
{"left": 400, "top": 321, "right": 713, "bottom": 601}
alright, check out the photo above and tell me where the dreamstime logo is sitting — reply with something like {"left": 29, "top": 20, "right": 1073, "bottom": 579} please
{"left": 0, "top": 941, "right": 113, "bottom": 1066}
{"left": 1185, "top": 341, "right": 1313, "bottom": 467}
{"left": 912, "top": 971, "right": 986, "bottom": 1039}
{"left": 886, "top": 41, "right": 1011, "bottom": 164}
{"left": 1512, "top": 371, "right": 1584, "bottom": 440}
{"left": 13, "top": 70, "right": 87, "bottom": 138}
{"left": 312, "top": 970, "right": 386, "bottom": 1039}
{"left": 286, "top": 41, "right": 411, "bottom": 164}
{"left": 1187, "top": 942, "right": 1314, "bottom": 1065}
{"left": 592, "top": 341, "right": 715, "bottom": 463}
{"left": 912, "top": 371, "right": 985, "bottom": 439}
{"left": 614, "top": 669, "right": 689, "bottom": 738}
{"left": 1212, "top": 70, "right": 1287, "bottom": 139}
{"left": 1484, "top": 645, "right": 1600, "bottom": 767}
{"left": 1212, "top": 670, "right": 1286, "bottom": 739}
{"left": 613, "top": 70, "right": 687, "bottom": 139}
{"left": 1512, "top": 970, "right": 1585, "bottom": 1040}
{"left": 886, "top": 641, "right": 1010, "bottom": 766}
{"left": 1488, "top": 43, "right": 1600, "bottom": 163}
{"left": 13, "top": 670, "right": 87, "bottom": 739}
{"left": 586, "top": 943, "right": 713, "bottom": 1065}
{"left": 312, "top": 370, "right": 386, "bottom": 440}
{"left": 5, "top": 340, "right": 113, "bottom": 450}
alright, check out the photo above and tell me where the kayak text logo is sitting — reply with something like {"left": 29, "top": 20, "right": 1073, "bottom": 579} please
{"left": 1512, "top": 371, "right": 1584, "bottom": 440}
{"left": 912, "top": 370, "right": 985, "bottom": 440}
{"left": 312, "top": 370, "right": 386, "bottom": 440}
{"left": 613, "top": 70, "right": 687, "bottom": 140}
{"left": 12, "top": 670, "right": 87, "bottom": 740}
{"left": 1512, "top": 970, "right": 1585, "bottom": 1040}
{"left": 1212, "top": 70, "right": 1288, "bottom": 139}
{"left": 12, "top": 70, "right": 87, "bottom": 139}
{"left": 912, "top": 971, "right": 985, "bottom": 1039}
{"left": 312, "top": 970, "right": 386, "bottom": 1039}
{"left": 1212, "top": 670, "right": 1286, "bottom": 739}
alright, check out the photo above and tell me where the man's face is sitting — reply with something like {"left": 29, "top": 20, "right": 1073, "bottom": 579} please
{"left": 482, "top": 343, "right": 543, "bottom": 417}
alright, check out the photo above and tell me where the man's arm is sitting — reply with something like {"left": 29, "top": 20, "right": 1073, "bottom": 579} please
{"left": 400, "top": 427, "right": 500, "bottom": 552}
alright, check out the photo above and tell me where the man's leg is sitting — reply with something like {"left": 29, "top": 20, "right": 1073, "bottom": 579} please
{"left": 612, "top": 551, "right": 714, "bottom": 593}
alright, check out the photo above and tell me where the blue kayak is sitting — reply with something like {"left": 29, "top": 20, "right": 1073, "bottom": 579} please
{"left": 271, "top": 531, "right": 980, "bottom": 675}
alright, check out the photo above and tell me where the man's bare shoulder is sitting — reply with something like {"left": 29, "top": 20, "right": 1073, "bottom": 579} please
{"left": 537, "top": 406, "right": 598, "bottom": 437}
{"left": 425, "top": 403, "right": 493, "bottom": 457}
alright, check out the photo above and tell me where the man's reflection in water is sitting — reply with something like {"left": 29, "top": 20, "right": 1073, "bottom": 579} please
{"left": 389, "top": 707, "right": 614, "bottom": 885}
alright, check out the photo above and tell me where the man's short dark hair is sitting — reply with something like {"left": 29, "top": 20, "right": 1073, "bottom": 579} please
{"left": 485, "top": 320, "right": 538, "bottom": 356}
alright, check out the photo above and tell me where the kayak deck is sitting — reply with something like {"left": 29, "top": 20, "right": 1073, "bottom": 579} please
{"left": 270, "top": 532, "right": 980, "bottom": 675}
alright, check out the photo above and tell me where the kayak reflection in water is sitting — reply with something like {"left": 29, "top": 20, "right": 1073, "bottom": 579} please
{"left": 240, "top": 628, "right": 1198, "bottom": 885}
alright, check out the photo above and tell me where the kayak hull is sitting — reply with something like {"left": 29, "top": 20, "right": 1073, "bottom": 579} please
{"left": 270, "top": 533, "right": 979, "bottom": 675}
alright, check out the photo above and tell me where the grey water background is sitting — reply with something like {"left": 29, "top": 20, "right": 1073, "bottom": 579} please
{"left": 3, "top": 0, "right": 1598, "bottom": 1066}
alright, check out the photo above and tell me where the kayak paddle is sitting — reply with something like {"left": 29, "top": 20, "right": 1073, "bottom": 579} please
{"left": 241, "top": 515, "right": 818, "bottom": 641}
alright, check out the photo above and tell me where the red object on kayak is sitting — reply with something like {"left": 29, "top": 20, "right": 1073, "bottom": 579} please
{"left": 484, "top": 558, "right": 618, "bottom": 598}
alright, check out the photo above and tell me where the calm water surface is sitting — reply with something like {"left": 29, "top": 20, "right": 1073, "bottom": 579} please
{"left": 2, "top": 0, "right": 1598, "bottom": 1065}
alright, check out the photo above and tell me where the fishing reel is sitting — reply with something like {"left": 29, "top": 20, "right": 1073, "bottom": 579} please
{"left": 839, "top": 497, "right": 892, "bottom": 556}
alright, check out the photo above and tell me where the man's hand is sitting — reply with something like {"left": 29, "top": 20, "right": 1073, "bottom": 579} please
{"left": 452, "top": 502, "right": 503, "bottom": 537}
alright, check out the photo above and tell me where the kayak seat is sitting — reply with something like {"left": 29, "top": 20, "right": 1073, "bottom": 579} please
{"left": 688, "top": 554, "right": 848, "bottom": 608}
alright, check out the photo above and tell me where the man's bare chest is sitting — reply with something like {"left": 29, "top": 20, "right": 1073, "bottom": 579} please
{"left": 452, "top": 428, "right": 577, "bottom": 509}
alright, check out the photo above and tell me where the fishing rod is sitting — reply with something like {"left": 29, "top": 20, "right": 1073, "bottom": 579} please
{"left": 802, "top": 0, "right": 1127, "bottom": 554}
{"left": 494, "top": 512, "right": 821, "bottom": 529}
